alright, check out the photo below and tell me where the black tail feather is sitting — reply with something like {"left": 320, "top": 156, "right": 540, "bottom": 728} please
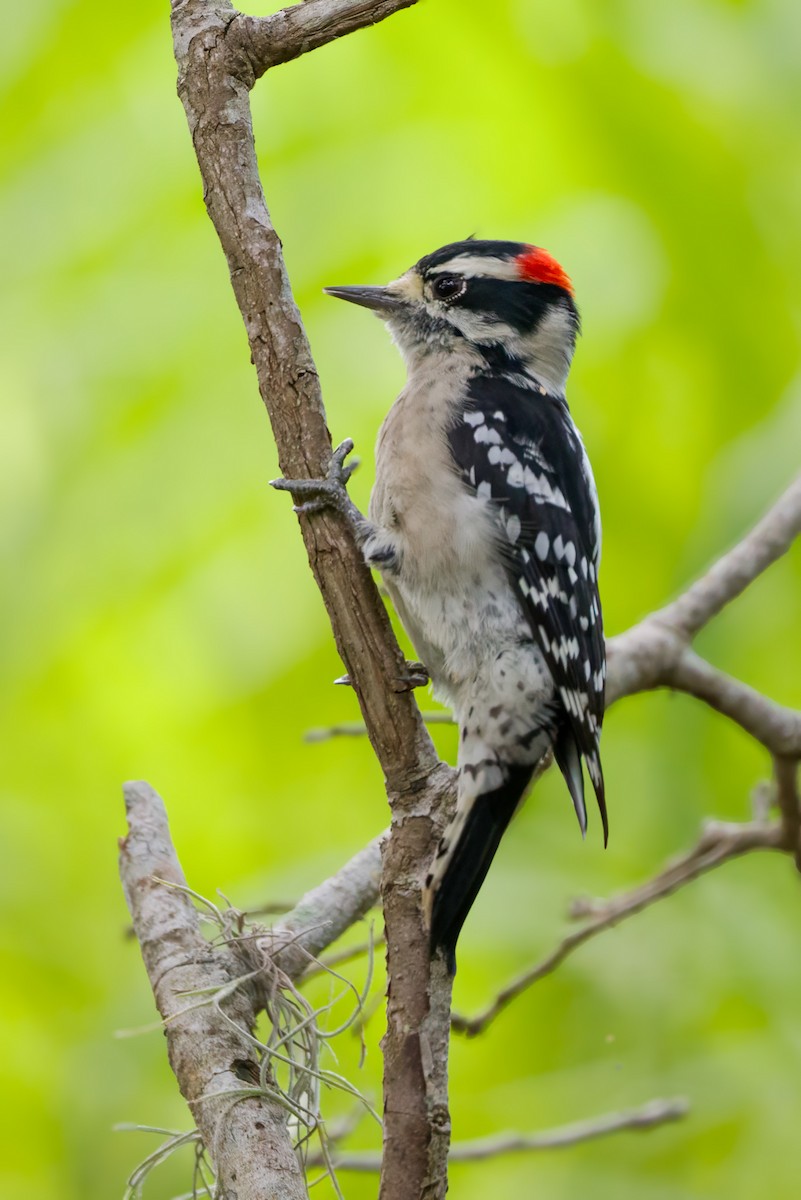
{"left": 553, "top": 724, "right": 587, "bottom": 838}
{"left": 554, "top": 724, "right": 608, "bottom": 847}
{"left": 430, "top": 765, "right": 532, "bottom": 974}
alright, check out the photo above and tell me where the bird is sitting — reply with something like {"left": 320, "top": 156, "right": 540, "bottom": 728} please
{"left": 273, "top": 239, "right": 607, "bottom": 973}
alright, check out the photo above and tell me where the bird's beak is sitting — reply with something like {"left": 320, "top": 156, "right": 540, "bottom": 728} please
{"left": 323, "top": 285, "right": 407, "bottom": 314}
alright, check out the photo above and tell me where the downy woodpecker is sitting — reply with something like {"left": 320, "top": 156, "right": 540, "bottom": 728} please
{"left": 275, "top": 239, "right": 607, "bottom": 973}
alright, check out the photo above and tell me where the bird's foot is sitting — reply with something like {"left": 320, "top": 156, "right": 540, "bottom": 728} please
{"left": 271, "top": 439, "right": 364, "bottom": 529}
{"left": 392, "top": 660, "right": 430, "bottom": 692}
{"left": 335, "top": 660, "right": 429, "bottom": 692}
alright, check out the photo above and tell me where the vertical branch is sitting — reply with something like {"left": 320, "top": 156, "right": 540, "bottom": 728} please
{"left": 167, "top": 3, "right": 453, "bottom": 1197}
{"left": 171, "top": 0, "right": 434, "bottom": 793}
{"left": 380, "top": 767, "right": 455, "bottom": 1200}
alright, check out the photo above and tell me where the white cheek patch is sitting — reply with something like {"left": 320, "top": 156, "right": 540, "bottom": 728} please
{"left": 445, "top": 308, "right": 519, "bottom": 343}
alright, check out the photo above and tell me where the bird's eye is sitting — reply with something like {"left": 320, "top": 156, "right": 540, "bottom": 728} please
{"left": 432, "top": 276, "right": 465, "bottom": 302}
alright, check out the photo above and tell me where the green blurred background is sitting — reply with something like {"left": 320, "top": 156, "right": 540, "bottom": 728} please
{"left": 2, "top": 0, "right": 800, "bottom": 1196}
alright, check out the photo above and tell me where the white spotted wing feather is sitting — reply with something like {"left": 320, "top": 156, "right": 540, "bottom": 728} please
{"left": 448, "top": 375, "right": 607, "bottom": 839}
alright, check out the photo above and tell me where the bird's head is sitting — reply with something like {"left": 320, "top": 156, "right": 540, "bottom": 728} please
{"left": 325, "top": 239, "right": 579, "bottom": 395}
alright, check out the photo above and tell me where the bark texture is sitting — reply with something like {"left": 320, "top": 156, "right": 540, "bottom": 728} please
{"left": 120, "top": 782, "right": 307, "bottom": 1200}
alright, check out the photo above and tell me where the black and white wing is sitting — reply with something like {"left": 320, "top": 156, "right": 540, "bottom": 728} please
{"left": 448, "top": 374, "right": 607, "bottom": 841}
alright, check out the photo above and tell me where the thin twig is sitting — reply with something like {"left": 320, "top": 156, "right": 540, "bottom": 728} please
{"left": 304, "top": 713, "right": 455, "bottom": 743}
{"left": 452, "top": 817, "right": 786, "bottom": 1037}
{"left": 303, "top": 934, "right": 387, "bottom": 977}
{"left": 313, "top": 1096, "right": 688, "bottom": 1171}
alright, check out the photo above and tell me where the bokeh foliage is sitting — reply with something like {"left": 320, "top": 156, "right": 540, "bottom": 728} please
{"left": 1, "top": 1, "right": 800, "bottom": 1196}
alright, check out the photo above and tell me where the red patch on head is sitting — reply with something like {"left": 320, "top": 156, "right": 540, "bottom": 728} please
{"left": 515, "top": 246, "right": 573, "bottom": 295}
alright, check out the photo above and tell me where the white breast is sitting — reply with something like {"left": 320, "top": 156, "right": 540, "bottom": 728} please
{"left": 368, "top": 354, "right": 532, "bottom": 707}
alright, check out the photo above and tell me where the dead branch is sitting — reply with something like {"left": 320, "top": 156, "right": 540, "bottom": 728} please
{"left": 262, "top": 833, "right": 385, "bottom": 979}
{"left": 313, "top": 1096, "right": 688, "bottom": 1171}
{"left": 452, "top": 814, "right": 787, "bottom": 1037}
{"left": 119, "top": 781, "right": 307, "bottom": 1200}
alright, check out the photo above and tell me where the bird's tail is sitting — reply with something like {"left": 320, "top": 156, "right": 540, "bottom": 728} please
{"left": 553, "top": 723, "right": 608, "bottom": 847}
{"left": 425, "top": 765, "right": 532, "bottom": 974}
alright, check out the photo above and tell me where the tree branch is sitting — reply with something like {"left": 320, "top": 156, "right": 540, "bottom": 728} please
{"left": 660, "top": 474, "right": 801, "bottom": 638}
{"left": 449, "top": 480, "right": 801, "bottom": 1037}
{"left": 263, "top": 833, "right": 385, "bottom": 980}
{"left": 453, "top": 815, "right": 787, "bottom": 1037}
{"left": 171, "top": 0, "right": 435, "bottom": 795}
{"left": 168, "top": 5, "right": 454, "bottom": 1196}
{"left": 119, "top": 781, "right": 307, "bottom": 1200}
{"left": 236, "top": 0, "right": 421, "bottom": 78}
{"left": 314, "top": 1097, "right": 689, "bottom": 1171}
{"left": 666, "top": 650, "right": 801, "bottom": 757}
{"left": 606, "top": 474, "right": 801, "bottom": 707}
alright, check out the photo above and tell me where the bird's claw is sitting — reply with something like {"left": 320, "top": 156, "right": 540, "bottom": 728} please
{"left": 392, "top": 661, "right": 430, "bottom": 692}
{"left": 335, "top": 661, "right": 429, "bottom": 693}
{"left": 329, "top": 438, "right": 359, "bottom": 486}
{"left": 270, "top": 439, "right": 360, "bottom": 518}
